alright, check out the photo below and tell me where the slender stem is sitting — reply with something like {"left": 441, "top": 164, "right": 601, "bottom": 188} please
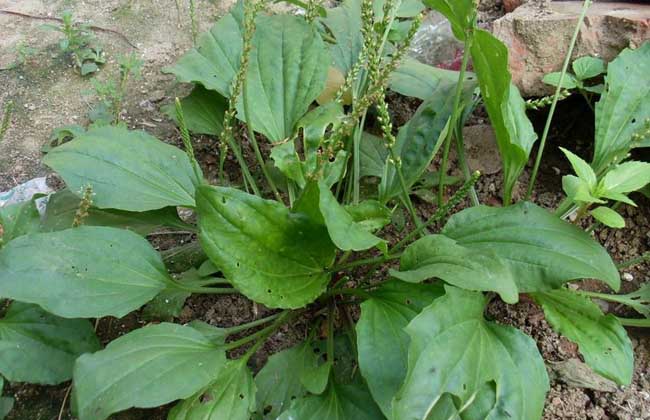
{"left": 352, "top": 114, "right": 367, "bottom": 204}
{"left": 617, "top": 252, "right": 650, "bottom": 269}
{"left": 330, "top": 254, "right": 401, "bottom": 272}
{"left": 439, "top": 36, "right": 472, "bottom": 207}
{"left": 223, "top": 312, "right": 284, "bottom": 335}
{"left": 388, "top": 146, "right": 425, "bottom": 233}
{"left": 225, "top": 311, "right": 292, "bottom": 351}
{"left": 224, "top": 130, "right": 261, "bottom": 195}
{"left": 617, "top": 317, "right": 650, "bottom": 328}
{"left": 243, "top": 77, "right": 283, "bottom": 202}
{"left": 170, "top": 280, "right": 238, "bottom": 295}
{"left": 327, "top": 302, "right": 335, "bottom": 364}
{"left": 322, "top": 287, "right": 373, "bottom": 300}
{"left": 183, "top": 277, "right": 230, "bottom": 288}
{"left": 454, "top": 121, "right": 480, "bottom": 206}
{"left": 394, "top": 171, "right": 481, "bottom": 251}
{"left": 526, "top": 0, "right": 592, "bottom": 200}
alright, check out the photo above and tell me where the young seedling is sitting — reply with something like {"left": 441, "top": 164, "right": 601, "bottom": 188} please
{"left": 42, "top": 10, "right": 106, "bottom": 75}
{"left": 560, "top": 146, "right": 650, "bottom": 228}
{"left": 89, "top": 52, "right": 143, "bottom": 124}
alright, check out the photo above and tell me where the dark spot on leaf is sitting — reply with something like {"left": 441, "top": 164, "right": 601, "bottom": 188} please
{"left": 405, "top": 299, "right": 412, "bottom": 305}
{"left": 199, "top": 392, "right": 213, "bottom": 403}
{"left": 267, "top": 289, "right": 272, "bottom": 294}
{"left": 263, "top": 405, "right": 273, "bottom": 415}
{"left": 291, "top": 395, "right": 297, "bottom": 400}
{"left": 239, "top": 393, "right": 245, "bottom": 399}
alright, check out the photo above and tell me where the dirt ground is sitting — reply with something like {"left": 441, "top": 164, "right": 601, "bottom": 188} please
{"left": 0, "top": 0, "right": 649, "bottom": 419}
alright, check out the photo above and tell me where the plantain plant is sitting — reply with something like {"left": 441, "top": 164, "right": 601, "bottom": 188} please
{"left": 0, "top": 1, "right": 648, "bottom": 419}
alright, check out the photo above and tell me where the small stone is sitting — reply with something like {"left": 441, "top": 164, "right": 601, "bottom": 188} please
{"left": 622, "top": 272, "right": 634, "bottom": 282}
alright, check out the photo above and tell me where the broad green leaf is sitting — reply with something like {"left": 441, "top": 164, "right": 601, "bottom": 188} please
{"left": 43, "top": 126, "right": 201, "bottom": 212}
{"left": 470, "top": 30, "right": 538, "bottom": 203}
{"left": 599, "top": 190, "right": 636, "bottom": 206}
{"left": 389, "top": 57, "right": 477, "bottom": 101}
{"left": 379, "top": 83, "right": 461, "bottom": 201}
{"left": 532, "top": 289, "right": 633, "bottom": 385}
{"left": 253, "top": 341, "right": 331, "bottom": 419}
{"left": 374, "top": 0, "right": 425, "bottom": 19}
{"left": 187, "top": 320, "right": 228, "bottom": 346}
{"left": 572, "top": 56, "right": 606, "bottom": 81}
{"left": 392, "top": 234, "right": 519, "bottom": 303}
{"left": 164, "top": 2, "right": 245, "bottom": 96}
{"left": 584, "top": 83, "right": 605, "bottom": 94}
{"left": 0, "top": 302, "right": 99, "bottom": 385}
{"left": 41, "top": 189, "right": 191, "bottom": 235}
{"left": 442, "top": 202, "right": 620, "bottom": 292}
{"left": 0, "top": 377, "right": 12, "bottom": 420}
{"left": 593, "top": 43, "right": 650, "bottom": 172}
{"left": 254, "top": 344, "right": 309, "bottom": 419}
{"left": 196, "top": 186, "right": 335, "bottom": 309}
{"left": 237, "top": 14, "right": 330, "bottom": 142}
{"left": 141, "top": 269, "right": 205, "bottom": 321}
{"left": 0, "top": 227, "right": 171, "bottom": 318}
{"left": 278, "top": 381, "right": 383, "bottom": 420}
{"left": 542, "top": 72, "right": 579, "bottom": 89}
{"left": 560, "top": 147, "right": 597, "bottom": 188}
{"left": 72, "top": 323, "right": 226, "bottom": 420}
{"left": 169, "top": 359, "right": 256, "bottom": 420}
{"left": 359, "top": 132, "right": 388, "bottom": 178}
{"left": 344, "top": 200, "right": 391, "bottom": 232}
{"left": 590, "top": 206, "right": 625, "bottom": 228}
{"left": 320, "top": 0, "right": 363, "bottom": 76}
{"left": 562, "top": 175, "right": 603, "bottom": 204}
{"left": 271, "top": 142, "right": 307, "bottom": 188}
{"left": 598, "top": 283, "right": 649, "bottom": 318}
{"left": 318, "top": 180, "right": 386, "bottom": 252}
{"left": 164, "top": 85, "right": 227, "bottom": 136}
{"left": 356, "top": 281, "right": 444, "bottom": 416}
{"left": 601, "top": 161, "right": 650, "bottom": 194}
{"left": 274, "top": 103, "right": 346, "bottom": 189}
{"left": 393, "top": 286, "right": 549, "bottom": 420}
{"left": 0, "top": 199, "right": 40, "bottom": 243}
{"left": 423, "top": 0, "right": 474, "bottom": 41}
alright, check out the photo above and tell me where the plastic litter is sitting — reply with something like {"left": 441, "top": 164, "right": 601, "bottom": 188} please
{"left": 409, "top": 11, "right": 465, "bottom": 69}
{"left": 0, "top": 177, "right": 54, "bottom": 215}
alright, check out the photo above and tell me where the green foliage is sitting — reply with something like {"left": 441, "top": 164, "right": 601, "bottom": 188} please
{"left": 393, "top": 286, "right": 549, "bottom": 420}
{"left": 440, "top": 202, "right": 620, "bottom": 292}
{"left": 44, "top": 125, "right": 202, "bottom": 211}
{"left": 89, "top": 52, "right": 144, "bottom": 124}
{"left": 543, "top": 55, "right": 606, "bottom": 95}
{"left": 0, "top": 302, "right": 99, "bottom": 384}
{"left": 0, "top": 227, "right": 173, "bottom": 318}
{"left": 196, "top": 185, "right": 335, "bottom": 309}
{"left": 532, "top": 289, "right": 633, "bottom": 385}
{"left": 470, "top": 30, "right": 537, "bottom": 204}
{"left": 72, "top": 323, "right": 226, "bottom": 420}
{"left": 592, "top": 42, "right": 650, "bottom": 172}
{"left": 0, "top": 378, "right": 13, "bottom": 420}
{"left": 0, "top": 1, "right": 646, "bottom": 419}
{"left": 42, "top": 11, "right": 105, "bottom": 75}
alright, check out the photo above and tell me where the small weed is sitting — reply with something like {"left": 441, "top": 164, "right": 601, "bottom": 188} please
{"left": 0, "top": 101, "right": 14, "bottom": 143}
{"left": 89, "top": 52, "right": 143, "bottom": 124}
{"left": 42, "top": 10, "right": 105, "bottom": 76}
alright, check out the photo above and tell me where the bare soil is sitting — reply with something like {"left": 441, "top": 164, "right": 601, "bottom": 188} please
{"left": 0, "top": 1, "right": 649, "bottom": 419}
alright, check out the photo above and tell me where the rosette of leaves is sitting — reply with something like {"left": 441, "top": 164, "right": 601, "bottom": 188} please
{"left": 0, "top": 1, "right": 644, "bottom": 419}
